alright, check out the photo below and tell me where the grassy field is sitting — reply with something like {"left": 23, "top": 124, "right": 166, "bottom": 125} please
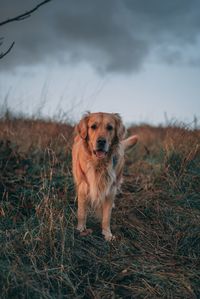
{"left": 0, "top": 115, "right": 199, "bottom": 298}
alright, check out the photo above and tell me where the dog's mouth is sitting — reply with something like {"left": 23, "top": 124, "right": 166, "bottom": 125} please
{"left": 93, "top": 150, "right": 107, "bottom": 159}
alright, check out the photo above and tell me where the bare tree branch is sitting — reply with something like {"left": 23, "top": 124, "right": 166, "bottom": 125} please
{"left": 0, "top": 0, "right": 51, "bottom": 27}
{"left": 0, "top": 41, "right": 15, "bottom": 59}
{"left": 0, "top": 0, "right": 51, "bottom": 59}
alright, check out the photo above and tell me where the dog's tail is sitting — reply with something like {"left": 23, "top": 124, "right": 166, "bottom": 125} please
{"left": 122, "top": 135, "right": 138, "bottom": 150}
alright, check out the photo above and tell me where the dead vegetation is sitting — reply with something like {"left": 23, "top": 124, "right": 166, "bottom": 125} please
{"left": 0, "top": 115, "right": 199, "bottom": 298}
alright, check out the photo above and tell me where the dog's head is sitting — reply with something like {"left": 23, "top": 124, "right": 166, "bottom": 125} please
{"left": 76, "top": 112, "right": 125, "bottom": 159}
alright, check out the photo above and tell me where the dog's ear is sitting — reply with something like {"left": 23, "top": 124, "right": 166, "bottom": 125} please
{"left": 114, "top": 113, "right": 126, "bottom": 141}
{"left": 76, "top": 112, "right": 90, "bottom": 139}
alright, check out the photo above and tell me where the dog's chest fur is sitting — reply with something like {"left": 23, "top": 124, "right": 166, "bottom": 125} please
{"left": 86, "top": 158, "right": 117, "bottom": 207}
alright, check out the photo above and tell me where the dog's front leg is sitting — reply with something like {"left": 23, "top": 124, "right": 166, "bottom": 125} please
{"left": 102, "top": 195, "right": 115, "bottom": 241}
{"left": 76, "top": 183, "right": 92, "bottom": 236}
{"left": 77, "top": 182, "right": 88, "bottom": 231}
{"left": 77, "top": 197, "right": 87, "bottom": 232}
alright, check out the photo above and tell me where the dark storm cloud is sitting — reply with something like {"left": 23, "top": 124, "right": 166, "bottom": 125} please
{"left": 0, "top": 0, "right": 200, "bottom": 73}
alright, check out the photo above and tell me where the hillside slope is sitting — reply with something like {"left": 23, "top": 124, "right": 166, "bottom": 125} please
{"left": 0, "top": 117, "right": 199, "bottom": 298}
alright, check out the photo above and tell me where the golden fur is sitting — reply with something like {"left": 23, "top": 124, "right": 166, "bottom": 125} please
{"left": 72, "top": 112, "right": 138, "bottom": 241}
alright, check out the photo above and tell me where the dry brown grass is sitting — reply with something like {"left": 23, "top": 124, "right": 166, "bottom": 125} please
{"left": 0, "top": 116, "right": 199, "bottom": 298}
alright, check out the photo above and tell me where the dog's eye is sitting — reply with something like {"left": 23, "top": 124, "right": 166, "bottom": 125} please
{"left": 107, "top": 125, "right": 113, "bottom": 131}
{"left": 91, "top": 124, "right": 97, "bottom": 130}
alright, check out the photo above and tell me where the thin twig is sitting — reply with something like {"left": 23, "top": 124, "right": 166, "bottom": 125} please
{"left": 0, "top": 0, "right": 51, "bottom": 59}
{"left": 0, "top": 41, "right": 15, "bottom": 59}
{"left": 0, "top": 0, "right": 52, "bottom": 27}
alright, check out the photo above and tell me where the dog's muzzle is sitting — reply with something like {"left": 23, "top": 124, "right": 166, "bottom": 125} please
{"left": 93, "top": 137, "right": 108, "bottom": 159}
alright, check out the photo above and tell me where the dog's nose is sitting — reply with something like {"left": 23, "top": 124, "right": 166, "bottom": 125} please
{"left": 97, "top": 137, "right": 106, "bottom": 147}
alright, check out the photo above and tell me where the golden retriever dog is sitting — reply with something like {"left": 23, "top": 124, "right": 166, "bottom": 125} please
{"left": 72, "top": 112, "right": 138, "bottom": 241}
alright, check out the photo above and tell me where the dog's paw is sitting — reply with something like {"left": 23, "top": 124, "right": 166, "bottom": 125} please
{"left": 106, "top": 234, "right": 116, "bottom": 242}
{"left": 77, "top": 224, "right": 86, "bottom": 232}
{"left": 102, "top": 230, "right": 116, "bottom": 241}
{"left": 77, "top": 223, "right": 93, "bottom": 236}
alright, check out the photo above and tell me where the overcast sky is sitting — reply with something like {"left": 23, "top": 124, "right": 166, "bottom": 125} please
{"left": 0, "top": 0, "right": 200, "bottom": 125}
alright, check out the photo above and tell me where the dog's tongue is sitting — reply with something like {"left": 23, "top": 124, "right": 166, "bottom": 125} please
{"left": 96, "top": 150, "right": 106, "bottom": 158}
